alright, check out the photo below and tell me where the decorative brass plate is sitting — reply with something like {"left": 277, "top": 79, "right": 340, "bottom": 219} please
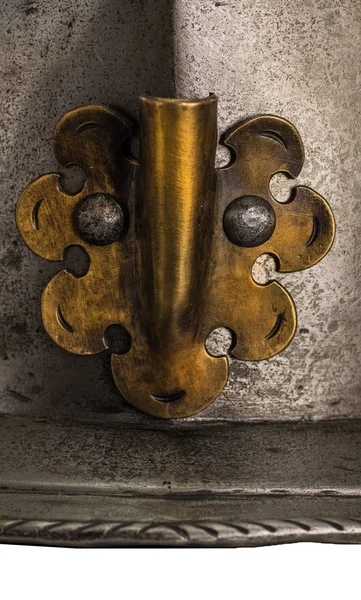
{"left": 16, "top": 95, "right": 335, "bottom": 418}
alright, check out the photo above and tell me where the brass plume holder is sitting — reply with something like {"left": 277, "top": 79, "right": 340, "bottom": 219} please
{"left": 16, "top": 95, "right": 335, "bottom": 418}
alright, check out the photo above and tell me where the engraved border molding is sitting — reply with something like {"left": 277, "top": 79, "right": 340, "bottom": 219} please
{"left": 1, "top": 517, "right": 361, "bottom": 548}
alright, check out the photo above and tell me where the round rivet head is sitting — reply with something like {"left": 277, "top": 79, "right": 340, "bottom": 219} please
{"left": 74, "top": 194, "right": 124, "bottom": 246}
{"left": 224, "top": 195, "right": 276, "bottom": 248}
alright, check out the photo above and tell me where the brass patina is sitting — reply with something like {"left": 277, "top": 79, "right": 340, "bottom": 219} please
{"left": 16, "top": 95, "right": 335, "bottom": 418}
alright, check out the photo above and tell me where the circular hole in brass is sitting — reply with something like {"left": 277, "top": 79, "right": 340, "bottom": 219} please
{"left": 103, "top": 324, "right": 132, "bottom": 355}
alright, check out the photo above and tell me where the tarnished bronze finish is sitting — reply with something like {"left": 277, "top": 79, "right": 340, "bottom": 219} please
{"left": 16, "top": 96, "right": 335, "bottom": 418}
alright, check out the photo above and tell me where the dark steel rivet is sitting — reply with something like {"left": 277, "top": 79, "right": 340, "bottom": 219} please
{"left": 224, "top": 195, "right": 276, "bottom": 247}
{"left": 74, "top": 194, "right": 124, "bottom": 246}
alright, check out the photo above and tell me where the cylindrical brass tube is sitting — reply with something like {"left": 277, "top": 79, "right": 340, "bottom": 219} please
{"left": 138, "top": 95, "right": 217, "bottom": 344}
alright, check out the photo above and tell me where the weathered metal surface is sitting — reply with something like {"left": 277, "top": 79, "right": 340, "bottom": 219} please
{"left": 0, "top": 0, "right": 176, "bottom": 422}
{"left": 173, "top": 0, "right": 361, "bottom": 421}
{"left": 0, "top": 416, "right": 360, "bottom": 546}
{"left": 1, "top": 0, "right": 360, "bottom": 421}
{"left": 0, "top": 0, "right": 360, "bottom": 546}
{"left": 1, "top": 416, "right": 361, "bottom": 494}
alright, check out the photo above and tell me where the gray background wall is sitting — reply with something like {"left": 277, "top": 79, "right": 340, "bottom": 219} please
{"left": 1, "top": 0, "right": 360, "bottom": 421}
